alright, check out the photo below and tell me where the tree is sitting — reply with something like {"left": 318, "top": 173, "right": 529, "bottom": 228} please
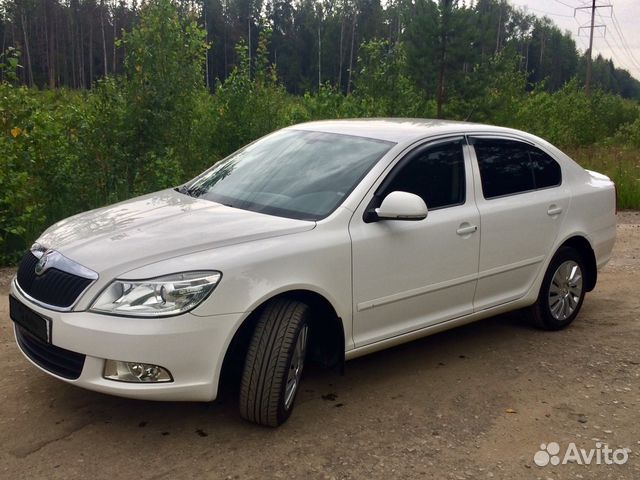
{"left": 121, "top": 0, "right": 209, "bottom": 192}
{"left": 354, "top": 39, "right": 423, "bottom": 116}
{"left": 403, "top": 0, "right": 473, "bottom": 117}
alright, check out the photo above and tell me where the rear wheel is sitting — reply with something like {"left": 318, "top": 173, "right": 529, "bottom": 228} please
{"left": 530, "top": 247, "right": 586, "bottom": 330}
{"left": 239, "top": 298, "right": 310, "bottom": 427}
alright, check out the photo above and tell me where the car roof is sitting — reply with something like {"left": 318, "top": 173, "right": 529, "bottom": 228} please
{"left": 289, "top": 118, "right": 531, "bottom": 144}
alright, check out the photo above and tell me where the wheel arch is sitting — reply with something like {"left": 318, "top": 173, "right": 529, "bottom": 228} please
{"left": 218, "top": 289, "right": 345, "bottom": 396}
{"left": 558, "top": 235, "right": 597, "bottom": 292}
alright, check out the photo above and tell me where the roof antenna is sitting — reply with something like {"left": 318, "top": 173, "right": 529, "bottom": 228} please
{"left": 465, "top": 107, "right": 475, "bottom": 122}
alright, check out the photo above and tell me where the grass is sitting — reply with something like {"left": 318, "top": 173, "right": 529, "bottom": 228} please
{"left": 567, "top": 147, "right": 640, "bottom": 210}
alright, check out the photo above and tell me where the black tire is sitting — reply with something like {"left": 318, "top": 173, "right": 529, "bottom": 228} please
{"left": 530, "top": 246, "right": 587, "bottom": 330}
{"left": 239, "top": 298, "right": 310, "bottom": 427}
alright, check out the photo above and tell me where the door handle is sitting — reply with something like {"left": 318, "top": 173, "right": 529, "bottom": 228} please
{"left": 456, "top": 224, "right": 478, "bottom": 236}
{"left": 547, "top": 205, "right": 563, "bottom": 216}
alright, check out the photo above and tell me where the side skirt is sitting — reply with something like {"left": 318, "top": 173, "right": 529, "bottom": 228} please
{"left": 344, "top": 298, "right": 533, "bottom": 361}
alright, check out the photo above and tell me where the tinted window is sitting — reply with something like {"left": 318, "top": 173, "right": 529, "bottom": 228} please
{"left": 530, "top": 148, "right": 562, "bottom": 188}
{"left": 185, "top": 130, "right": 394, "bottom": 220}
{"left": 381, "top": 139, "right": 465, "bottom": 209}
{"left": 474, "top": 139, "right": 534, "bottom": 198}
{"left": 473, "top": 139, "right": 561, "bottom": 199}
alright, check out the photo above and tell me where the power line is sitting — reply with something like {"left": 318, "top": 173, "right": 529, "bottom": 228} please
{"left": 610, "top": 11, "right": 640, "bottom": 70}
{"left": 591, "top": 6, "right": 640, "bottom": 72}
{"left": 565, "top": 0, "right": 632, "bottom": 93}
{"left": 602, "top": 36, "right": 635, "bottom": 72}
{"left": 571, "top": 16, "right": 591, "bottom": 50}
{"left": 521, "top": 0, "right": 640, "bottom": 79}
{"left": 596, "top": 10, "right": 640, "bottom": 74}
{"left": 587, "top": 1, "right": 640, "bottom": 70}
{"left": 552, "top": 0, "right": 579, "bottom": 9}
{"left": 519, "top": 6, "right": 576, "bottom": 19}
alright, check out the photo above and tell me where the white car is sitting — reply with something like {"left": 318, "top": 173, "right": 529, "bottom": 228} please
{"left": 9, "top": 119, "right": 616, "bottom": 426}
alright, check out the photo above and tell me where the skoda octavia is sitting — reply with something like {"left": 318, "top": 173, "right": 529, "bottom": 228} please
{"left": 9, "top": 119, "right": 616, "bottom": 426}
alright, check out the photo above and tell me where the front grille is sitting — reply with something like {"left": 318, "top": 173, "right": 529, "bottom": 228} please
{"left": 15, "top": 325, "right": 86, "bottom": 379}
{"left": 16, "top": 252, "right": 93, "bottom": 308}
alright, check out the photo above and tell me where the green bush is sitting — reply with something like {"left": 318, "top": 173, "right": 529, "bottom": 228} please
{"left": 0, "top": 84, "right": 86, "bottom": 262}
{"left": 611, "top": 115, "right": 640, "bottom": 148}
{"left": 353, "top": 40, "right": 428, "bottom": 117}
{"left": 515, "top": 79, "right": 639, "bottom": 147}
{"left": 211, "top": 34, "right": 294, "bottom": 157}
{"left": 0, "top": 0, "right": 212, "bottom": 264}
{"left": 447, "top": 51, "right": 527, "bottom": 125}
{"left": 301, "top": 83, "right": 363, "bottom": 120}
{"left": 79, "top": 76, "right": 132, "bottom": 206}
{"left": 568, "top": 147, "right": 640, "bottom": 210}
{"left": 120, "top": 0, "right": 209, "bottom": 193}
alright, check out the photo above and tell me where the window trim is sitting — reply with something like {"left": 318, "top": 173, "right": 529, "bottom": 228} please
{"left": 363, "top": 136, "right": 467, "bottom": 221}
{"left": 468, "top": 136, "right": 563, "bottom": 201}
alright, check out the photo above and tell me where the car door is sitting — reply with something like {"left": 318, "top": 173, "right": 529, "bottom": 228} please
{"left": 469, "top": 136, "right": 569, "bottom": 310}
{"left": 349, "top": 137, "right": 481, "bottom": 347}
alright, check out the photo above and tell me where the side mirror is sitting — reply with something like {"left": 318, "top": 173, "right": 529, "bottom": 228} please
{"left": 373, "top": 191, "right": 428, "bottom": 221}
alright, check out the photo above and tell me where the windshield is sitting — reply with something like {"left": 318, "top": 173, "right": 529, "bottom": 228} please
{"left": 184, "top": 129, "right": 395, "bottom": 220}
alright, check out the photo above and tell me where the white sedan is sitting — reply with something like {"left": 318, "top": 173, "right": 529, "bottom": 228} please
{"left": 9, "top": 119, "right": 616, "bottom": 426}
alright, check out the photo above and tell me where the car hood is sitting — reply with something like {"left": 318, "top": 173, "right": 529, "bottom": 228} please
{"left": 37, "top": 189, "right": 315, "bottom": 274}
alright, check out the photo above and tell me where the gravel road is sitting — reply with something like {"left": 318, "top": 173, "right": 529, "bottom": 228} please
{"left": 1, "top": 212, "right": 639, "bottom": 480}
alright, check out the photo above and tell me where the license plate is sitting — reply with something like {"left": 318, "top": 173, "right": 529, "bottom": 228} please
{"left": 9, "top": 295, "right": 51, "bottom": 343}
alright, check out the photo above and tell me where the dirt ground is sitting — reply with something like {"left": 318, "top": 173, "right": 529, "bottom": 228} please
{"left": 1, "top": 212, "right": 639, "bottom": 480}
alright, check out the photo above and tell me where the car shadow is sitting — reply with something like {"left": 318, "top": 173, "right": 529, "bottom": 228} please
{"left": 9, "top": 309, "right": 538, "bottom": 440}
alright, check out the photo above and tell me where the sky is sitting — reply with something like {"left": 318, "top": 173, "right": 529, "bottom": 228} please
{"left": 507, "top": 0, "right": 640, "bottom": 80}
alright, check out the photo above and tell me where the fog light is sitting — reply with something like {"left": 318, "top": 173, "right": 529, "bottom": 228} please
{"left": 103, "top": 360, "right": 173, "bottom": 383}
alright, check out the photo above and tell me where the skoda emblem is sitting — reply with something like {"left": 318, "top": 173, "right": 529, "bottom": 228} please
{"left": 34, "top": 251, "right": 51, "bottom": 275}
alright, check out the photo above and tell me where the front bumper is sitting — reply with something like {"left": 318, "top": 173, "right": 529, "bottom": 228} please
{"left": 10, "top": 279, "right": 244, "bottom": 401}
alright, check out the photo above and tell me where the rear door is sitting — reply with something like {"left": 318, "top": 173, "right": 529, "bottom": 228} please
{"left": 469, "top": 137, "right": 569, "bottom": 310}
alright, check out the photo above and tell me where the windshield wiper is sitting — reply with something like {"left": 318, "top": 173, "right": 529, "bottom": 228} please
{"left": 175, "top": 185, "right": 193, "bottom": 196}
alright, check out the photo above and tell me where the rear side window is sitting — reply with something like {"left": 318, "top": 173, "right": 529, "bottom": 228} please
{"left": 380, "top": 139, "right": 465, "bottom": 210}
{"left": 472, "top": 139, "right": 561, "bottom": 199}
{"left": 530, "top": 148, "right": 562, "bottom": 189}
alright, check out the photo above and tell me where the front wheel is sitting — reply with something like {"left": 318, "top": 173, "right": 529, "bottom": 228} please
{"left": 530, "top": 246, "right": 586, "bottom": 330}
{"left": 239, "top": 298, "right": 310, "bottom": 427}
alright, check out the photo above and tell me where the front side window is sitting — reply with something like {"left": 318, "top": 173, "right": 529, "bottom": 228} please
{"left": 473, "top": 138, "right": 562, "bottom": 199}
{"left": 185, "top": 129, "right": 394, "bottom": 220}
{"left": 379, "top": 139, "right": 466, "bottom": 210}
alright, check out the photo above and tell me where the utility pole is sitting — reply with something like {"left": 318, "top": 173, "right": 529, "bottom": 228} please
{"left": 575, "top": 1, "right": 611, "bottom": 96}
{"left": 585, "top": 0, "right": 596, "bottom": 95}
{"left": 318, "top": 25, "right": 321, "bottom": 89}
{"left": 248, "top": 11, "right": 252, "bottom": 75}
{"left": 495, "top": 1, "right": 502, "bottom": 54}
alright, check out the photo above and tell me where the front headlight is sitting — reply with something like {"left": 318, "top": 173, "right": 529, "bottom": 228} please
{"left": 90, "top": 271, "right": 221, "bottom": 317}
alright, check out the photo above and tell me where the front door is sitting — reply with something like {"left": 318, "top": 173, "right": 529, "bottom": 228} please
{"left": 350, "top": 138, "right": 481, "bottom": 347}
